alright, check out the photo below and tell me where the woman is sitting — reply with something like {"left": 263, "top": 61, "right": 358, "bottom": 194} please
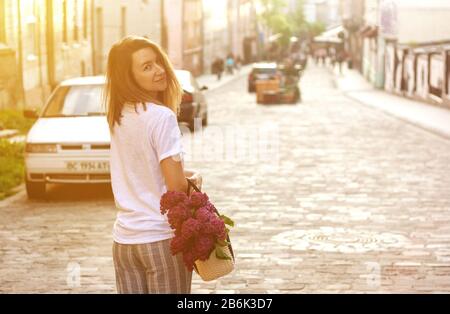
{"left": 103, "top": 35, "right": 200, "bottom": 294}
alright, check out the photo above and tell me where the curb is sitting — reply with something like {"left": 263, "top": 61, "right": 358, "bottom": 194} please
{"left": 0, "top": 184, "right": 26, "bottom": 208}
{"left": 0, "top": 129, "right": 19, "bottom": 139}
{"left": 198, "top": 65, "right": 252, "bottom": 94}
{"left": 332, "top": 75, "right": 450, "bottom": 142}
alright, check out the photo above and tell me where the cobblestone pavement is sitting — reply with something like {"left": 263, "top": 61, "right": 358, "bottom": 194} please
{"left": 1, "top": 64, "right": 450, "bottom": 293}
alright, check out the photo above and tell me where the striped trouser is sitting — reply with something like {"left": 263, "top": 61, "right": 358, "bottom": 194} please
{"left": 112, "top": 238, "right": 192, "bottom": 294}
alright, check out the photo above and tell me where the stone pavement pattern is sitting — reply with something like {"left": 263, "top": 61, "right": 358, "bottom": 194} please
{"left": 1, "top": 64, "right": 450, "bottom": 293}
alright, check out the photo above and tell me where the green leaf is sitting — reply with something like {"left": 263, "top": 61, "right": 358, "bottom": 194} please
{"left": 220, "top": 215, "right": 235, "bottom": 227}
{"left": 217, "top": 239, "right": 231, "bottom": 247}
{"left": 215, "top": 247, "right": 232, "bottom": 261}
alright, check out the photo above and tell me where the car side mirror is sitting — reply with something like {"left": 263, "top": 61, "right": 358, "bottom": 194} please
{"left": 23, "top": 109, "right": 39, "bottom": 119}
{"left": 200, "top": 85, "right": 208, "bottom": 91}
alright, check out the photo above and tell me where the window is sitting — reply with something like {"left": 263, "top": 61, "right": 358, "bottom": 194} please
{"left": 95, "top": 7, "right": 103, "bottom": 74}
{"left": 83, "top": 0, "right": 88, "bottom": 39}
{"left": 447, "top": 52, "right": 450, "bottom": 96}
{"left": 0, "top": 0, "right": 5, "bottom": 43}
{"left": 121, "top": 6, "right": 126, "bottom": 38}
{"left": 62, "top": 0, "right": 68, "bottom": 42}
{"left": 43, "top": 85, "right": 104, "bottom": 117}
{"left": 73, "top": 0, "right": 79, "bottom": 41}
{"left": 26, "top": 17, "right": 37, "bottom": 57}
{"left": 25, "top": 0, "right": 38, "bottom": 58}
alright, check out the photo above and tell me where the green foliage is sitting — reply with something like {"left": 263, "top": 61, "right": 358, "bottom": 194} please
{"left": 258, "top": 0, "right": 326, "bottom": 47}
{"left": 220, "top": 214, "right": 235, "bottom": 227}
{"left": 0, "top": 109, "right": 37, "bottom": 133}
{"left": 0, "top": 139, "right": 25, "bottom": 200}
{"left": 215, "top": 245, "right": 232, "bottom": 261}
{"left": 307, "top": 21, "right": 326, "bottom": 38}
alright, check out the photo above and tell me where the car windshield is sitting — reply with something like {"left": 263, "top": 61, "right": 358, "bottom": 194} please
{"left": 175, "top": 71, "right": 194, "bottom": 93}
{"left": 42, "top": 85, "right": 104, "bottom": 117}
{"left": 254, "top": 68, "right": 277, "bottom": 74}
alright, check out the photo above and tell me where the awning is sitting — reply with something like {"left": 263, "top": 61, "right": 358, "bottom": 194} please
{"left": 314, "top": 25, "right": 344, "bottom": 44}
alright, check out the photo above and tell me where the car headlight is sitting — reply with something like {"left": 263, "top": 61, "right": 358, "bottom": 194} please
{"left": 25, "top": 144, "right": 57, "bottom": 153}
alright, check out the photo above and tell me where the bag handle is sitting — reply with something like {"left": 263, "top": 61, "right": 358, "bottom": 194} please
{"left": 186, "top": 178, "right": 201, "bottom": 195}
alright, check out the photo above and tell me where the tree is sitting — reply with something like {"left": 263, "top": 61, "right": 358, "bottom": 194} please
{"left": 258, "top": 0, "right": 290, "bottom": 46}
{"left": 307, "top": 21, "right": 326, "bottom": 40}
{"left": 287, "top": 1, "right": 308, "bottom": 37}
{"left": 258, "top": 0, "right": 311, "bottom": 48}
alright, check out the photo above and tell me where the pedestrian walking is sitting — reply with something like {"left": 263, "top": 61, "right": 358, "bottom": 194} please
{"left": 235, "top": 55, "right": 242, "bottom": 72}
{"left": 226, "top": 53, "right": 235, "bottom": 74}
{"left": 212, "top": 57, "right": 224, "bottom": 81}
{"left": 317, "top": 48, "right": 327, "bottom": 66}
{"left": 329, "top": 46, "right": 337, "bottom": 68}
{"left": 103, "top": 35, "right": 201, "bottom": 294}
{"left": 336, "top": 48, "right": 347, "bottom": 75}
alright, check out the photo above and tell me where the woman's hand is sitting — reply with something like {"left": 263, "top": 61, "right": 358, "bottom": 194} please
{"left": 184, "top": 169, "right": 202, "bottom": 193}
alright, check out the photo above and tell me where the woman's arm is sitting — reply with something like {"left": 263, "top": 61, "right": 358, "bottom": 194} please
{"left": 160, "top": 154, "right": 188, "bottom": 193}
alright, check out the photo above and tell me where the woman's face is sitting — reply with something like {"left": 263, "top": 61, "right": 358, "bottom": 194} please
{"left": 131, "top": 47, "right": 167, "bottom": 94}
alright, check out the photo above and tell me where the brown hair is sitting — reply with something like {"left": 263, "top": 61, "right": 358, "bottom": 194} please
{"left": 103, "top": 35, "right": 182, "bottom": 133}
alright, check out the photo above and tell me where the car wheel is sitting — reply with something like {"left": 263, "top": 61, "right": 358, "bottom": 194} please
{"left": 202, "top": 112, "right": 208, "bottom": 127}
{"left": 25, "top": 177, "right": 46, "bottom": 199}
{"left": 297, "top": 89, "right": 302, "bottom": 103}
{"left": 188, "top": 119, "right": 195, "bottom": 133}
{"left": 293, "top": 88, "right": 301, "bottom": 103}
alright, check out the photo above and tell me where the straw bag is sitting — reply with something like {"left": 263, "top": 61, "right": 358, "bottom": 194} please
{"left": 186, "top": 178, "right": 235, "bottom": 281}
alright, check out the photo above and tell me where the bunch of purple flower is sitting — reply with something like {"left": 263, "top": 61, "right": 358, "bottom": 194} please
{"left": 160, "top": 190, "right": 234, "bottom": 271}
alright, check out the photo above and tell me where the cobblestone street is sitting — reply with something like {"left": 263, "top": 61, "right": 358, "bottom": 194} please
{"left": 1, "top": 64, "right": 450, "bottom": 293}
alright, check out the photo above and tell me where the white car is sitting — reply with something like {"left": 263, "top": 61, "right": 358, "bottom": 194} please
{"left": 24, "top": 76, "right": 110, "bottom": 199}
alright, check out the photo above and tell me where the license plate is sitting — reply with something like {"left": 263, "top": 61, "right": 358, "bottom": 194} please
{"left": 256, "top": 74, "right": 270, "bottom": 80}
{"left": 66, "top": 161, "right": 110, "bottom": 172}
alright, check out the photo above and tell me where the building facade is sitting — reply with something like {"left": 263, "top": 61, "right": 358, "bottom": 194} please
{"left": 302, "top": 0, "right": 340, "bottom": 27}
{"left": 93, "top": 0, "right": 163, "bottom": 75}
{"left": 203, "top": 0, "right": 228, "bottom": 73}
{"left": 183, "top": 0, "right": 204, "bottom": 76}
{"left": 380, "top": 0, "right": 450, "bottom": 108}
{"left": 0, "top": 0, "right": 167, "bottom": 109}
{"left": 164, "top": 0, "right": 203, "bottom": 76}
{"left": 340, "top": 0, "right": 365, "bottom": 72}
{"left": 227, "top": 0, "right": 258, "bottom": 64}
{"left": 0, "top": 0, "right": 94, "bottom": 109}
{"left": 361, "top": 0, "right": 381, "bottom": 87}
{"left": 357, "top": 0, "right": 450, "bottom": 108}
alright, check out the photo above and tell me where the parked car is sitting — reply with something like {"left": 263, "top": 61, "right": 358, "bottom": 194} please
{"left": 23, "top": 76, "right": 109, "bottom": 199}
{"left": 247, "top": 62, "right": 280, "bottom": 93}
{"left": 23, "top": 70, "right": 208, "bottom": 199}
{"left": 175, "top": 70, "right": 208, "bottom": 131}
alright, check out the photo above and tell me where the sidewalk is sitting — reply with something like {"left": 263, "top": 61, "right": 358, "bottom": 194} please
{"left": 196, "top": 64, "right": 252, "bottom": 93}
{"left": 333, "top": 66, "right": 450, "bottom": 140}
{"left": 0, "top": 129, "right": 18, "bottom": 138}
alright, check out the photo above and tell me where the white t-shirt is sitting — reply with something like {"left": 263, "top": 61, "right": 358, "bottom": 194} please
{"left": 110, "top": 102, "right": 185, "bottom": 244}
